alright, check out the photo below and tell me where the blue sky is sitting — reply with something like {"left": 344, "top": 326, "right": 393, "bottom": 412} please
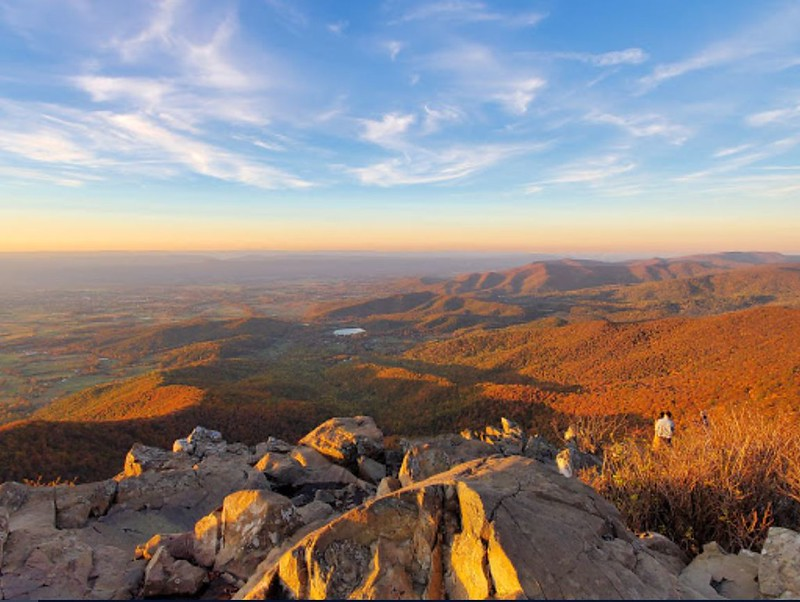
{"left": 0, "top": 0, "right": 798, "bottom": 253}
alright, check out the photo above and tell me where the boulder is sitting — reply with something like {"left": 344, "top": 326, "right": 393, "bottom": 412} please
{"left": 236, "top": 456, "right": 682, "bottom": 600}
{"left": 398, "top": 434, "right": 495, "bottom": 487}
{"left": 469, "top": 417, "right": 527, "bottom": 455}
{"left": 299, "top": 416, "right": 383, "bottom": 464}
{"left": 187, "top": 425, "right": 227, "bottom": 457}
{"left": 254, "top": 437, "right": 294, "bottom": 457}
{"left": 142, "top": 546, "right": 207, "bottom": 597}
{"left": 759, "top": 526, "right": 800, "bottom": 599}
{"left": 255, "top": 452, "right": 305, "bottom": 483}
{"left": 357, "top": 456, "right": 386, "bottom": 484}
{"left": 54, "top": 479, "right": 117, "bottom": 529}
{"left": 376, "top": 476, "right": 402, "bottom": 497}
{"left": 193, "top": 509, "right": 222, "bottom": 568}
{"left": 122, "top": 443, "right": 193, "bottom": 477}
{"left": 135, "top": 531, "right": 194, "bottom": 561}
{"left": 523, "top": 435, "right": 558, "bottom": 462}
{"left": 296, "top": 500, "right": 335, "bottom": 525}
{"left": 173, "top": 437, "right": 194, "bottom": 454}
{"left": 215, "top": 489, "right": 302, "bottom": 579}
{"left": 678, "top": 541, "right": 760, "bottom": 599}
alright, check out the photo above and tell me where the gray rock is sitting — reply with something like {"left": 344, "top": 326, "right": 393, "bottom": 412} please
{"left": 678, "top": 541, "right": 759, "bottom": 599}
{"left": 357, "top": 456, "right": 386, "bottom": 484}
{"left": 55, "top": 479, "right": 117, "bottom": 529}
{"left": 187, "top": 425, "right": 227, "bottom": 457}
{"left": 759, "top": 526, "right": 800, "bottom": 599}
{"left": 376, "top": 476, "right": 402, "bottom": 497}
{"left": 142, "top": 546, "right": 207, "bottom": 598}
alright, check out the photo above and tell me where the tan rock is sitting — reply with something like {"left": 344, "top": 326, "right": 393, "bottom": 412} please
{"left": 299, "top": 416, "right": 383, "bottom": 464}
{"left": 759, "top": 527, "right": 800, "bottom": 599}
{"left": 215, "top": 489, "right": 302, "bottom": 579}
{"left": 255, "top": 452, "right": 304, "bottom": 483}
{"left": 135, "top": 531, "right": 194, "bottom": 561}
{"left": 193, "top": 510, "right": 222, "bottom": 568}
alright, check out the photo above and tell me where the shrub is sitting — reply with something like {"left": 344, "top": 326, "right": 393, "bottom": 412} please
{"left": 585, "top": 408, "right": 800, "bottom": 556}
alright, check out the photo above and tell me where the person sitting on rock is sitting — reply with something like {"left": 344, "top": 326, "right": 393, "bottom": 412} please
{"left": 653, "top": 411, "right": 675, "bottom": 449}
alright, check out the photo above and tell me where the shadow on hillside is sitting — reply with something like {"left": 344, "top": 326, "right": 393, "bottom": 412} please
{"left": 374, "top": 356, "right": 584, "bottom": 394}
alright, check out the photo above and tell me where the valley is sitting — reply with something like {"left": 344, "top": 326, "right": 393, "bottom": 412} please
{"left": 1, "top": 252, "right": 800, "bottom": 484}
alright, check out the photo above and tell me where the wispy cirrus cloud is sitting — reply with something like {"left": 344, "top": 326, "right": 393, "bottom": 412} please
{"left": 747, "top": 104, "right": 800, "bottom": 127}
{"left": 586, "top": 111, "right": 690, "bottom": 145}
{"left": 546, "top": 155, "right": 637, "bottom": 185}
{"left": 639, "top": 4, "right": 800, "bottom": 91}
{"left": 713, "top": 144, "right": 753, "bottom": 158}
{"left": 676, "top": 136, "right": 800, "bottom": 181}
{"left": 351, "top": 144, "right": 537, "bottom": 187}
{"left": 421, "top": 43, "right": 547, "bottom": 115}
{"left": 394, "top": 1, "right": 545, "bottom": 28}
{"left": 0, "top": 99, "right": 311, "bottom": 190}
{"left": 549, "top": 48, "right": 648, "bottom": 67}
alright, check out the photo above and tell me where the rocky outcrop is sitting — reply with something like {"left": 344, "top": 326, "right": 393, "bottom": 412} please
{"left": 237, "top": 455, "right": 683, "bottom": 600}
{"left": 9, "top": 415, "right": 800, "bottom": 600}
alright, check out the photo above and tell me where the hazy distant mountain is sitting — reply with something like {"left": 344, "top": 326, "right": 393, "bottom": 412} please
{"left": 0, "top": 252, "right": 555, "bottom": 290}
{"left": 433, "top": 252, "right": 800, "bottom": 296}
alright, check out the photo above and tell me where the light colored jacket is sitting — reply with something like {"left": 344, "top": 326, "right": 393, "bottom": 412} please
{"left": 655, "top": 416, "right": 675, "bottom": 439}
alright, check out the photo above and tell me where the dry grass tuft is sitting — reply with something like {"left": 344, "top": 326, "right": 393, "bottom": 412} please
{"left": 585, "top": 409, "right": 800, "bottom": 555}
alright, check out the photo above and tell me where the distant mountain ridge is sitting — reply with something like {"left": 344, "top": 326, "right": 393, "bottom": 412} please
{"left": 435, "top": 252, "right": 798, "bottom": 296}
{"left": 315, "top": 253, "right": 800, "bottom": 329}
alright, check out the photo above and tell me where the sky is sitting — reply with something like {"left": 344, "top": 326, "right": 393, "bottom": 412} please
{"left": 0, "top": 0, "right": 798, "bottom": 255}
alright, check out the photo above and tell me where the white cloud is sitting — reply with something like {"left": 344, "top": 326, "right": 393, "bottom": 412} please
{"left": 73, "top": 76, "right": 171, "bottom": 108}
{"left": 327, "top": 21, "right": 348, "bottom": 36}
{"left": 0, "top": 165, "right": 93, "bottom": 188}
{"left": 676, "top": 136, "right": 800, "bottom": 181}
{"left": 591, "top": 48, "right": 648, "bottom": 67}
{"left": 747, "top": 105, "right": 800, "bottom": 127}
{"left": 351, "top": 144, "right": 530, "bottom": 186}
{"left": 713, "top": 144, "right": 753, "bottom": 158}
{"left": 360, "top": 113, "right": 416, "bottom": 147}
{"left": 639, "top": 6, "right": 800, "bottom": 91}
{"left": 548, "top": 157, "right": 636, "bottom": 184}
{"left": 549, "top": 48, "right": 648, "bottom": 67}
{"left": 0, "top": 128, "right": 96, "bottom": 164}
{"left": 105, "top": 113, "right": 312, "bottom": 189}
{"left": 421, "top": 43, "right": 546, "bottom": 115}
{"left": 586, "top": 111, "right": 690, "bottom": 145}
{"left": 0, "top": 99, "right": 311, "bottom": 190}
{"left": 422, "top": 104, "right": 463, "bottom": 133}
{"left": 386, "top": 40, "right": 404, "bottom": 61}
{"left": 396, "top": 2, "right": 545, "bottom": 28}
{"left": 493, "top": 78, "right": 546, "bottom": 115}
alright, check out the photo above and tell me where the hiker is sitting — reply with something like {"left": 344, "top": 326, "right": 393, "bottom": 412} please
{"left": 700, "top": 409, "right": 710, "bottom": 429}
{"left": 653, "top": 410, "right": 675, "bottom": 449}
